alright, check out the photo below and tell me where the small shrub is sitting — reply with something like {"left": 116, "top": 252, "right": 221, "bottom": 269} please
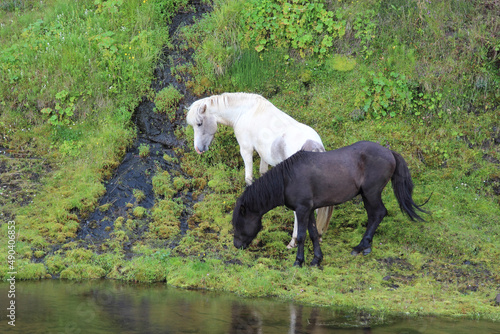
{"left": 133, "top": 189, "right": 145, "bottom": 203}
{"left": 152, "top": 171, "right": 175, "bottom": 198}
{"left": 241, "top": 0, "right": 346, "bottom": 57}
{"left": 138, "top": 144, "right": 150, "bottom": 158}
{"left": 133, "top": 206, "right": 146, "bottom": 218}
{"left": 154, "top": 85, "right": 184, "bottom": 120}
{"left": 358, "top": 71, "right": 413, "bottom": 118}
{"left": 173, "top": 176, "right": 190, "bottom": 191}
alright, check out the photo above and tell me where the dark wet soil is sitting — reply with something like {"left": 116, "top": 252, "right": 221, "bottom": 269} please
{"left": 76, "top": 1, "right": 211, "bottom": 243}
{"left": 0, "top": 148, "right": 50, "bottom": 219}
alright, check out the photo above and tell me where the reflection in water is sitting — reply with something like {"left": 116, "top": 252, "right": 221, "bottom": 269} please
{"left": 230, "top": 303, "right": 262, "bottom": 334}
{"left": 0, "top": 280, "right": 498, "bottom": 333}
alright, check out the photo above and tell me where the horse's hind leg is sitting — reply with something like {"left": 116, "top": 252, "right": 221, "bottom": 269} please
{"left": 287, "top": 212, "right": 298, "bottom": 249}
{"left": 259, "top": 158, "right": 269, "bottom": 176}
{"left": 351, "top": 193, "right": 387, "bottom": 256}
{"left": 293, "top": 207, "right": 314, "bottom": 267}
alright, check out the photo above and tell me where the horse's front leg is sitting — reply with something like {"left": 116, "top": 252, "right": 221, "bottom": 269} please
{"left": 293, "top": 208, "right": 311, "bottom": 267}
{"left": 240, "top": 146, "right": 254, "bottom": 186}
{"left": 307, "top": 211, "right": 323, "bottom": 266}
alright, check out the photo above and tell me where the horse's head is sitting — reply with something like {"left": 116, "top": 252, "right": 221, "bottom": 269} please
{"left": 232, "top": 198, "right": 262, "bottom": 249}
{"left": 186, "top": 102, "right": 217, "bottom": 154}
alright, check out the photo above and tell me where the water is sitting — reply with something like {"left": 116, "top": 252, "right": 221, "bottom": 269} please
{"left": 1, "top": 280, "right": 498, "bottom": 333}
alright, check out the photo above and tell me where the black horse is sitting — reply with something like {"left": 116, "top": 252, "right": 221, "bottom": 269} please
{"left": 232, "top": 141, "right": 429, "bottom": 267}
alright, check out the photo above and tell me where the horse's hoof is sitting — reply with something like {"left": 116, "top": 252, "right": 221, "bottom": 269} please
{"left": 362, "top": 248, "right": 372, "bottom": 255}
{"left": 351, "top": 249, "right": 360, "bottom": 256}
{"left": 310, "top": 260, "right": 322, "bottom": 267}
{"left": 287, "top": 241, "right": 296, "bottom": 249}
{"left": 293, "top": 261, "right": 303, "bottom": 267}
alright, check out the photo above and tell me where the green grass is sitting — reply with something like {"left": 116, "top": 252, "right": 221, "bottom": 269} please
{"left": 1, "top": 0, "right": 499, "bottom": 323}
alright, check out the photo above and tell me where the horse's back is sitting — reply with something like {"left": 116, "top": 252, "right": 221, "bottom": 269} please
{"left": 284, "top": 142, "right": 396, "bottom": 207}
{"left": 322, "top": 141, "right": 395, "bottom": 172}
{"left": 318, "top": 141, "right": 396, "bottom": 191}
{"left": 240, "top": 98, "right": 323, "bottom": 165}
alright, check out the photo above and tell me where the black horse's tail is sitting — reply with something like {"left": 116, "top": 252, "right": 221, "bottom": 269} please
{"left": 391, "top": 151, "right": 430, "bottom": 221}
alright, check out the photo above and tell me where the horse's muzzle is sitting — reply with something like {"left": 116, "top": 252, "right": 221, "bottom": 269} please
{"left": 195, "top": 146, "right": 204, "bottom": 154}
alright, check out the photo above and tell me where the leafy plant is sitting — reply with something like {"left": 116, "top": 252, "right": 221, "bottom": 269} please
{"left": 138, "top": 144, "right": 150, "bottom": 158}
{"left": 40, "top": 90, "right": 76, "bottom": 126}
{"left": 359, "top": 71, "right": 413, "bottom": 118}
{"left": 133, "top": 189, "right": 145, "bottom": 203}
{"left": 412, "top": 91, "right": 443, "bottom": 116}
{"left": 352, "top": 9, "right": 378, "bottom": 58}
{"left": 241, "top": 0, "right": 346, "bottom": 57}
{"left": 154, "top": 85, "right": 184, "bottom": 120}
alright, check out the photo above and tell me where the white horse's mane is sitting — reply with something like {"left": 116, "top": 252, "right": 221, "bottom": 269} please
{"left": 186, "top": 92, "right": 269, "bottom": 125}
{"left": 203, "top": 92, "right": 267, "bottom": 107}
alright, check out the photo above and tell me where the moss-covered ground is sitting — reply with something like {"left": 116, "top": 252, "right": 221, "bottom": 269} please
{"left": 1, "top": 0, "right": 499, "bottom": 323}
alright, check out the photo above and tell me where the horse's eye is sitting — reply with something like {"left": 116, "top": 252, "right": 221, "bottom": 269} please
{"left": 197, "top": 122, "right": 202, "bottom": 127}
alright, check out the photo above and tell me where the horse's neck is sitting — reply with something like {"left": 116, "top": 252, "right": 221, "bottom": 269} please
{"left": 248, "top": 174, "right": 286, "bottom": 215}
{"left": 211, "top": 96, "right": 258, "bottom": 127}
{"left": 214, "top": 111, "right": 237, "bottom": 127}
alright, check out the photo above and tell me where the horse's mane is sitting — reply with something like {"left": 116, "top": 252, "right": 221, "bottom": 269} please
{"left": 241, "top": 150, "right": 309, "bottom": 212}
{"left": 187, "top": 93, "right": 268, "bottom": 121}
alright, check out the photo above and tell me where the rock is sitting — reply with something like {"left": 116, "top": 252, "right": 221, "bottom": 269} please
{"left": 495, "top": 294, "right": 500, "bottom": 305}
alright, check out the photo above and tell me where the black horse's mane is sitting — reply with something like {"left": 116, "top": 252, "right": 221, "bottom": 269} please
{"left": 241, "top": 150, "right": 309, "bottom": 212}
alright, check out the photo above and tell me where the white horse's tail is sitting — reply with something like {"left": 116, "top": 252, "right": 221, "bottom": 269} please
{"left": 316, "top": 206, "right": 334, "bottom": 239}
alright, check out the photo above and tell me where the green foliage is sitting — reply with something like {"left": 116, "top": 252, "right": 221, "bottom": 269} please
{"left": 45, "top": 248, "right": 109, "bottom": 279}
{"left": 0, "top": 0, "right": 168, "bottom": 116}
{"left": 241, "top": 0, "right": 346, "bottom": 57}
{"left": 149, "top": 198, "right": 183, "bottom": 239}
{"left": 178, "top": 0, "right": 245, "bottom": 84}
{"left": 412, "top": 91, "right": 443, "bottom": 116}
{"left": 326, "top": 54, "right": 357, "bottom": 72}
{"left": 0, "top": 0, "right": 33, "bottom": 12}
{"left": 154, "top": 85, "right": 184, "bottom": 119}
{"left": 138, "top": 143, "right": 150, "bottom": 158}
{"left": 133, "top": 206, "right": 146, "bottom": 218}
{"left": 223, "top": 49, "right": 291, "bottom": 94}
{"left": 152, "top": 171, "right": 175, "bottom": 198}
{"left": 358, "top": 70, "right": 445, "bottom": 119}
{"left": 133, "top": 189, "right": 145, "bottom": 202}
{"left": 359, "top": 71, "right": 413, "bottom": 118}
{"left": 40, "top": 90, "right": 76, "bottom": 126}
{"left": 352, "top": 9, "right": 378, "bottom": 58}
{"left": 119, "top": 254, "right": 168, "bottom": 283}
{"left": 58, "top": 139, "right": 84, "bottom": 157}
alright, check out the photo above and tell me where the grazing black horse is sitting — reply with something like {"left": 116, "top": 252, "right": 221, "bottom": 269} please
{"left": 232, "top": 141, "right": 429, "bottom": 267}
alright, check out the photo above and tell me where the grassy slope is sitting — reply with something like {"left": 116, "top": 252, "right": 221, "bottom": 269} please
{"left": 1, "top": 0, "right": 499, "bottom": 321}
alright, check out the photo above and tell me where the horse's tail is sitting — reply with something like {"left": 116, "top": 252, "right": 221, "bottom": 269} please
{"left": 316, "top": 206, "right": 334, "bottom": 237}
{"left": 391, "top": 151, "right": 430, "bottom": 221}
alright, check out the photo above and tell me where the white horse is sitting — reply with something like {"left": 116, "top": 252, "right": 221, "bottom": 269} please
{"left": 186, "top": 92, "right": 334, "bottom": 248}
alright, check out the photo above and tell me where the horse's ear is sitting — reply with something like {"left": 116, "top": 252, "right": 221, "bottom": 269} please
{"left": 199, "top": 104, "right": 207, "bottom": 115}
{"left": 239, "top": 204, "right": 246, "bottom": 217}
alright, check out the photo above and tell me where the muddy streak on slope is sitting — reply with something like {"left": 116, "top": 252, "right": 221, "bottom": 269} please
{"left": 77, "top": 2, "right": 211, "bottom": 246}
